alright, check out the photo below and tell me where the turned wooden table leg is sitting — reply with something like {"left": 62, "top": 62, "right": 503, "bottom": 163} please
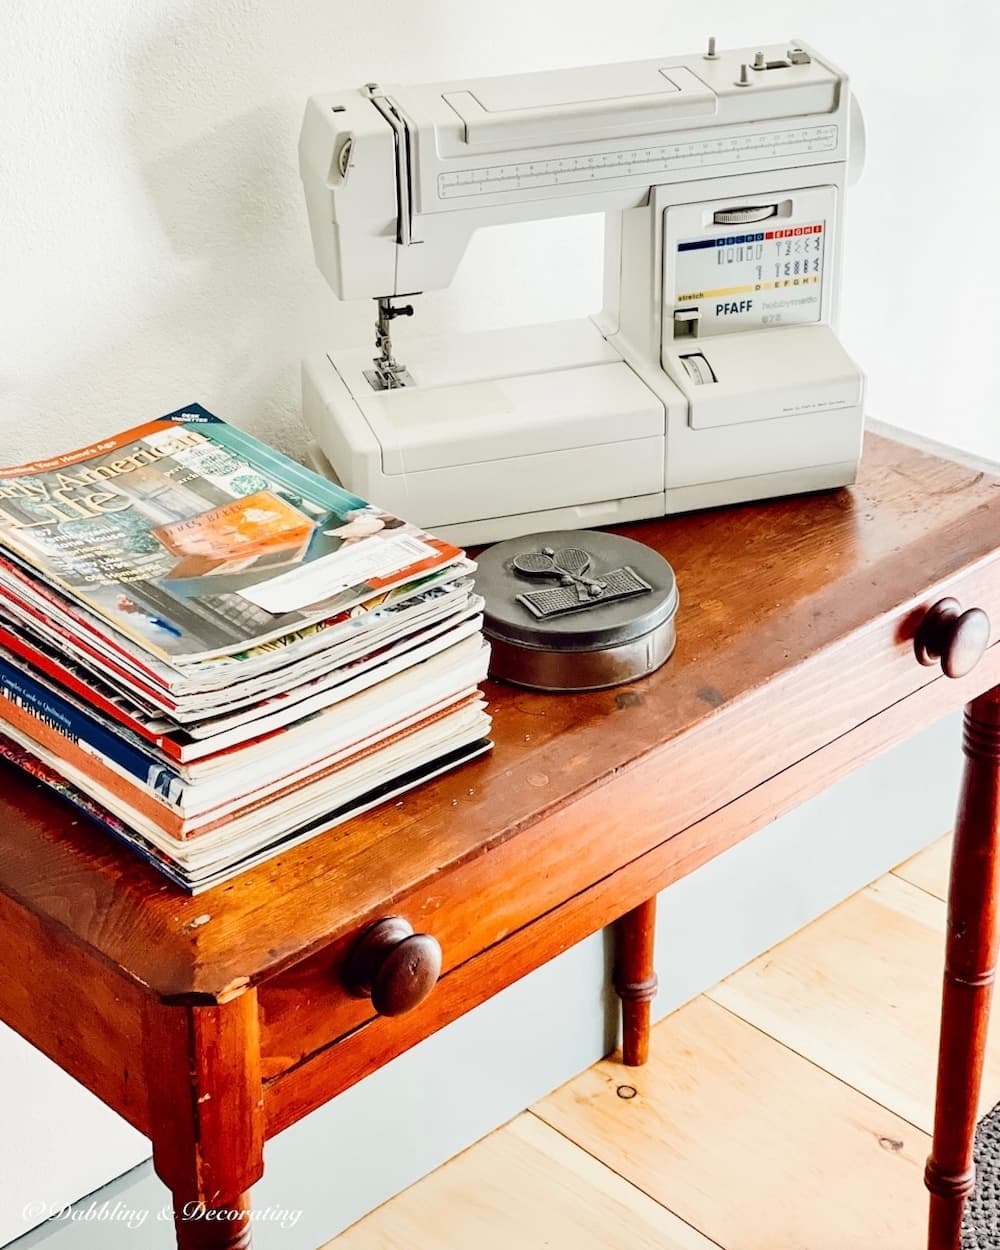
{"left": 614, "top": 896, "right": 658, "bottom": 1066}
{"left": 172, "top": 1195, "right": 254, "bottom": 1250}
{"left": 926, "top": 688, "right": 1000, "bottom": 1250}
{"left": 144, "top": 992, "right": 265, "bottom": 1250}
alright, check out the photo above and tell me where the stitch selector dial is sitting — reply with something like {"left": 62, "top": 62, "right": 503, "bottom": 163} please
{"left": 712, "top": 204, "right": 778, "bottom": 224}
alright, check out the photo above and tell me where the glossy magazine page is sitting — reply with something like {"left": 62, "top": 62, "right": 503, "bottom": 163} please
{"left": 0, "top": 404, "right": 462, "bottom": 663}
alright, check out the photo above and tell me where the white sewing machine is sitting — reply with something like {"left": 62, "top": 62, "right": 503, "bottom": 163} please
{"left": 299, "top": 38, "right": 865, "bottom": 544}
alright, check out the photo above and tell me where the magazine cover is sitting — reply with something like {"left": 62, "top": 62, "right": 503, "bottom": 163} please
{"left": 0, "top": 404, "right": 462, "bottom": 662}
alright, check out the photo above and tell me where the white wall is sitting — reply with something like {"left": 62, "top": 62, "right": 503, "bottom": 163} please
{"left": 3, "top": 1, "right": 1000, "bottom": 468}
{"left": 2, "top": 1, "right": 998, "bottom": 1243}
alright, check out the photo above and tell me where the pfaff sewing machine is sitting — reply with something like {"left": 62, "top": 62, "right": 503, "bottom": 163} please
{"left": 300, "top": 38, "right": 865, "bottom": 544}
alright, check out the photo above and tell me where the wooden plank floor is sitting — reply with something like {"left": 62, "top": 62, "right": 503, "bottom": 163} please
{"left": 326, "top": 835, "right": 999, "bottom": 1250}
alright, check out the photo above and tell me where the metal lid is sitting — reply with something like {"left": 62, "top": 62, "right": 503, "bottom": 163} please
{"left": 476, "top": 529, "right": 679, "bottom": 653}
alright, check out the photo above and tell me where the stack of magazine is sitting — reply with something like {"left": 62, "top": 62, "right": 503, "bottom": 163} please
{"left": 0, "top": 404, "right": 491, "bottom": 892}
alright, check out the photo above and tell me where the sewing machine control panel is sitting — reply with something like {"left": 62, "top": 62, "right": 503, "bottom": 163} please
{"left": 666, "top": 186, "right": 836, "bottom": 342}
{"left": 672, "top": 218, "right": 826, "bottom": 337}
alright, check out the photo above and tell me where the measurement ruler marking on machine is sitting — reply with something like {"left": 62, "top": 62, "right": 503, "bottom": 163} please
{"left": 438, "top": 125, "right": 839, "bottom": 199}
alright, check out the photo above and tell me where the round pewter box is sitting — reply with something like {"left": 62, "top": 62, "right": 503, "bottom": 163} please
{"left": 477, "top": 529, "right": 679, "bottom": 692}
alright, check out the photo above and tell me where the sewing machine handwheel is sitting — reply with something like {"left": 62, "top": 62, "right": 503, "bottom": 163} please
{"left": 914, "top": 598, "right": 991, "bottom": 678}
{"left": 343, "top": 917, "right": 442, "bottom": 1016}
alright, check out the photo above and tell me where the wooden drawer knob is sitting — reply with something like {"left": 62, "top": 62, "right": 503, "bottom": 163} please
{"left": 914, "top": 598, "right": 991, "bottom": 679}
{"left": 343, "top": 917, "right": 442, "bottom": 1017}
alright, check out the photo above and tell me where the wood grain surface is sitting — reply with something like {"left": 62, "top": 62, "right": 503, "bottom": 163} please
{"left": 0, "top": 889, "right": 152, "bottom": 1132}
{"left": 337, "top": 848, "right": 969, "bottom": 1250}
{"left": 536, "top": 996, "right": 930, "bottom": 1250}
{"left": 263, "top": 639, "right": 1000, "bottom": 1132}
{"left": 1, "top": 432, "right": 999, "bottom": 1005}
{"left": 896, "top": 836, "right": 953, "bottom": 902}
{"left": 710, "top": 873, "right": 1000, "bottom": 1134}
{"left": 145, "top": 993, "right": 264, "bottom": 1248}
{"left": 333, "top": 1114, "right": 718, "bottom": 1250}
{"left": 926, "top": 689, "right": 1000, "bottom": 1248}
{"left": 614, "top": 896, "right": 658, "bottom": 1066}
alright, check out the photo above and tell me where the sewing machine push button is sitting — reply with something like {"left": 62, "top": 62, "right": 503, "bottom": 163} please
{"left": 673, "top": 309, "right": 700, "bottom": 339}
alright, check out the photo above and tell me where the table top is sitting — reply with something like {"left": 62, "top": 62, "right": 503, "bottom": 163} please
{"left": 2, "top": 431, "right": 999, "bottom": 1002}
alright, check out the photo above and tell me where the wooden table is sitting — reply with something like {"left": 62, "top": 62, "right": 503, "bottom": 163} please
{"left": 2, "top": 432, "right": 999, "bottom": 1250}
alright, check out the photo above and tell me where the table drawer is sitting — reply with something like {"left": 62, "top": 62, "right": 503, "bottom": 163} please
{"left": 262, "top": 626, "right": 1000, "bottom": 1137}
{"left": 258, "top": 555, "right": 1000, "bottom": 1080}
{"left": 257, "top": 824, "right": 590, "bottom": 1079}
